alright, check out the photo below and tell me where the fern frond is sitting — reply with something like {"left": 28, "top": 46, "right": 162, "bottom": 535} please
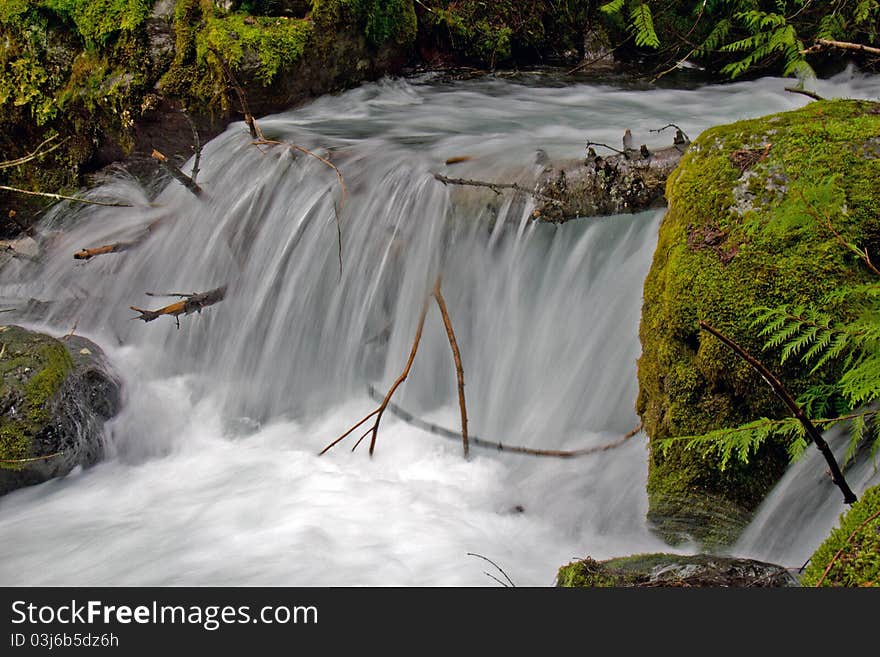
{"left": 629, "top": 2, "right": 660, "bottom": 49}
{"left": 600, "top": 0, "right": 625, "bottom": 16}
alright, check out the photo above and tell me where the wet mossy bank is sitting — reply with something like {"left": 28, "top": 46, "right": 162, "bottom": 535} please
{"left": 636, "top": 99, "right": 880, "bottom": 546}
{"left": 0, "top": 1, "right": 416, "bottom": 233}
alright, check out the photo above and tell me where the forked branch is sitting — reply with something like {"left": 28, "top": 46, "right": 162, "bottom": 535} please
{"left": 321, "top": 294, "right": 431, "bottom": 457}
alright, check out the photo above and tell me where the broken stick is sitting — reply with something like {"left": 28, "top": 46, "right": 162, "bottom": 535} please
{"left": 130, "top": 286, "right": 226, "bottom": 327}
{"left": 151, "top": 150, "right": 202, "bottom": 197}
{"left": 433, "top": 173, "right": 564, "bottom": 207}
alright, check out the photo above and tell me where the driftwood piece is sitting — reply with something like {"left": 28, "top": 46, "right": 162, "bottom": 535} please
{"left": 151, "top": 150, "right": 202, "bottom": 197}
{"left": 533, "top": 143, "right": 688, "bottom": 223}
{"left": 130, "top": 286, "right": 226, "bottom": 326}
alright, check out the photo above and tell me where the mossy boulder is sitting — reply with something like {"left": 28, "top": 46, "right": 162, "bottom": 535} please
{"left": 637, "top": 99, "right": 880, "bottom": 546}
{"left": 0, "top": 325, "right": 121, "bottom": 495}
{"left": 556, "top": 553, "right": 798, "bottom": 587}
{"left": 801, "top": 484, "right": 880, "bottom": 587}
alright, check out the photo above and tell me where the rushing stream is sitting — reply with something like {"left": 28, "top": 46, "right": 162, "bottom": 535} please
{"left": 1, "top": 68, "right": 879, "bottom": 585}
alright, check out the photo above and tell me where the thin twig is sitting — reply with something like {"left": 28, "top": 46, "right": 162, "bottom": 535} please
{"left": 0, "top": 135, "right": 67, "bottom": 170}
{"left": 799, "top": 190, "right": 880, "bottom": 277}
{"left": 151, "top": 150, "right": 202, "bottom": 196}
{"left": 0, "top": 185, "right": 133, "bottom": 208}
{"left": 368, "top": 384, "right": 641, "bottom": 458}
{"left": 209, "top": 47, "right": 263, "bottom": 140}
{"left": 433, "top": 173, "right": 564, "bottom": 207}
{"left": 433, "top": 278, "right": 468, "bottom": 458}
{"left": 815, "top": 507, "right": 880, "bottom": 587}
{"left": 699, "top": 321, "right": 857, "bottom": 504}
{"left": 784, "top": 87, "right": 825, "bottom": 102}
{"left": 254, "top": 139, "right": 346, "bottom": 276}
{"left": 467, "top": 552, "right": 515, "bottom": 587}
{"left": 321, "top": 294, "right": 432, "bottom": 457}
{"left": 649, "top": 124, "right": 691, "bottom": 143}
{"left": 585, "top": 141, "right": 626, "bottom": 156}
{"left": 181, "top": 111, "right": 202, "bottom": 183}
{"left": 0, "top": 452, "right": 62, "bottom": 465}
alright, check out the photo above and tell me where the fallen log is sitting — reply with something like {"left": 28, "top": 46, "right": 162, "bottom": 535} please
{"left": 533, "top": 142, "right": 688, "bottom": 223}
{"left": 130, "top": 286, "right": 226, "bottom": 327}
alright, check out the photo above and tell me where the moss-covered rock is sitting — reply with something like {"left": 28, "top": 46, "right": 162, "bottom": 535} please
{"left": 636, "top": 99, "right": 880, "bottom": 546}
{"left": 556, "top": 553, "right": 798, "bottom": 587}
{"left": 801, "top": 484, "right": 880, "bottom": 587}
{"left": 0, "top": 325, "right": 121, "bottom": 495}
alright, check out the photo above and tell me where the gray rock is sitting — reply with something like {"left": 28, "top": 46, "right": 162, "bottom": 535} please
{"left": 557, "top": 553, "right": 800, "bottom": 587}
{"left": 0, "top": 325, "right": 121, "bottom": 495}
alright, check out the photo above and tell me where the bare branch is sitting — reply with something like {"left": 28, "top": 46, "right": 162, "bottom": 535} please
{"left": 784, "top": 87, "right": 825, "bottom": 102}
{"left": 368, "top": 384, "right": 641, "bottom": 458}
{"left": 467, "top": 552, "right": 515, "bottom": 587}
{"left": 802, "top": 38, "right": 880, "bottom": 57}
{"left": 699, "top": 320, "right": 857, "bottom": 505}
{"left": 0, "top": 135, "right": 67, "bottom": 170}
{"left": 151, "top": 150, "right": 202, "bottom": 196}
{"left": 433, "top": 173, "right": 564, "bottom": 207}
{"left": 0, "top": 185, "right": 133, "bottom": 208}
{"left": 130, "top": 286, "right": 226, "bottom": 327}
{"left": 433, "top": 278, "right": 469, "bottom": 458}
{"left": 181, "top": 111, "right": 202, "bottom": 183}
{"left": 321, "top": 293, "right": 431, "bottom": 457}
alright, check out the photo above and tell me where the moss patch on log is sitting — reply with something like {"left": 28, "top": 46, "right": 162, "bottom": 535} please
{"left": 636, "top": 99, "right": 880, "bottom": 546}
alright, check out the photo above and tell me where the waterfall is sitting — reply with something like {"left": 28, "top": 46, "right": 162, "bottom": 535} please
{"left": 2, "top": 68, "right": 879, "bottom": 585}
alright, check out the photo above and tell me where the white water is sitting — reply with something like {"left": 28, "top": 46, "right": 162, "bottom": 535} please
{"left": 1, "top": 68, "right": 879, "bottom": 585}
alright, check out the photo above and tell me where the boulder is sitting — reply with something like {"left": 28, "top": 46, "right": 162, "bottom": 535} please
{"left": 636, "top": 100, "right": 880, "bottom": 546}
{"left": 0, "top": 325, "right": 121, "bottom": 495}
{"left": 557, "top": 553, "right": 799, "bottom": 587}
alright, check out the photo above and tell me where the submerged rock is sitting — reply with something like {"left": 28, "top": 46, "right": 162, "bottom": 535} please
{"left": 556, "top": 553, "right": 799, "bottom": 587}
{"left": 0, "top": 325, "right": 121, "bottom": 495}
{"left": 637, "top": 99, "right": 880, "bottom": 546}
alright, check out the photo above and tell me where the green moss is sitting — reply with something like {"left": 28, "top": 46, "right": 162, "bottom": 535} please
{"left": 0, "top": 326, "right": 74, "bottom": 469}
{"left": 802, "top": 484, "right": 880, "bottom": 587}
{"left": 196, "top": 12, "right": 312, "bottom": 85}
{"left": 637, "top": 100, "right": 880, "bottom": 545}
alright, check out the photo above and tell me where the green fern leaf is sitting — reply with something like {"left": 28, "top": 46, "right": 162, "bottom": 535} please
{"left": 629, "top": 2, "right": 660, "bottom": 49}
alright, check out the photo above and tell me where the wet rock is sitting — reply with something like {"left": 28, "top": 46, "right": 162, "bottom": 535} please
{"left": 0, "top": 325, "right": 121, "bottom": 496}
{"left": 557, "top": 553, "right": 799, "bottom": 587}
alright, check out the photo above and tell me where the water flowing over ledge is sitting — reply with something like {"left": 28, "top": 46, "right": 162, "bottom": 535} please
{"left": 1, "top": 69, "right": 879, "bottom": 585}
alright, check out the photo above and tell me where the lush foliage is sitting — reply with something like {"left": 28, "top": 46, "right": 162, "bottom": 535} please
{"left": 599, "top": 0, "right": 880, "bottom": 78}
{"left": 657, "top": 112, "right": 880, "bottom": 478}
{"left": 638, "top": 100, "right": 880, "bottom": 544}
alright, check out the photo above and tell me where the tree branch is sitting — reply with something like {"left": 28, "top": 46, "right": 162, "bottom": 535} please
{"left": 151, "top": 150, "right": 202, "bottom": 196}
{"left": 368, "top": 384, "right": 641, "bottom": 458}
{"left": 699, "top": 321, "right": 857, "bottom": 504}
{"left": 0, "top": 185, "right": 132, "bottom": 207}
{"left": 784, "top": 87, "right": 825, "bottom": 102}
{"left": 321, "top": 292, "right": 432, "bottom": 457}
{"left": 433, "top": 278, "right": 469, "bottom": 458}
{"left": 130, "top": 285, "right": 226, "bottom": 328}
{"left": 433, "top": 173, "right": 564, "bottom": 207}
{"left": 802, "top": 38, "right": 880, "bottom": 57}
